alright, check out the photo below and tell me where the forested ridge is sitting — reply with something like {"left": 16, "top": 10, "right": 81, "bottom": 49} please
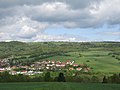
{"left": 0, "top": 41, "right": 120, "bottom": 58}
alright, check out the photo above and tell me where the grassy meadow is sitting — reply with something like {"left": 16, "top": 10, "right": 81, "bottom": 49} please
{"left": 45, "top": 50, "right": 120, "bottom": 73}
{"left": 0, "top": 82, "right": 120, "bottom": 90}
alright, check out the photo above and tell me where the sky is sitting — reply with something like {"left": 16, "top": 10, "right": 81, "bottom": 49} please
{"left": 0, "top": 0, "right": 120, "bottom": 42}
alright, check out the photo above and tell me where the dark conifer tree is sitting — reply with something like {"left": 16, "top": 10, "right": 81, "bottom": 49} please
{"left": 57, "top": 72, "right": 66, "bottom": 82}
{"left": 102, "top": 76, "right": 107, "bottom": 83}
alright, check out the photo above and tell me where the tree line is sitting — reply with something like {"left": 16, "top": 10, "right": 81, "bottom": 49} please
{"left": 0, "top": 72, "right": 120, "bottom": 84}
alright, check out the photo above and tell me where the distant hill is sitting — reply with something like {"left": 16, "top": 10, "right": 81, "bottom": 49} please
{"left": 0, "top": 41, "right": 120, "bottom": 59}
{"left": 0, "top": 41, "right": 120, "bottom": 72}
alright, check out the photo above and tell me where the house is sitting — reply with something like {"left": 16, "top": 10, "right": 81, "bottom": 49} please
{"left": 61, "top": 63, "right": 65, "bottom": 67}
{"left": 5, "top": 67, "right": 11, "bottom": 70}
{"left": 56, "top": 64, "right": 61, "bottom": 67}
{"left": 11, "top": 66, "right": 17, "bottom": 69}
{"left": 84, "top": 68, "right": 89, "bottom": 72}
{"left": 51, "top": 60, "right": 55, "bottom": 64}
{"left": 66, "top": 60, "right": 72, "bottom": 65}
{"left": 20, "top": 66, "right": 29, "bottom": 69}
{"left": 76, "top": 67, "right": 82, "bottom": 71}
{"left": 86, "top": 67, "right": 91, "bottom": 71}
{"left": 69, "top": 67, "right": 74, "bottom": 70}
{"left": 46, "top": 67, "right": 49, "bottom": 69}
{"left": 21, "top": 70, "right": 27, "bottom": 74}
{"left": 70, "top": 61, "right": 75, "bottom": 65}
{"left": 56, "top": 61, "right": 61, "bottom": 64}
{"left": 0, "top": 68, "right": 5, "bottom": 72}
{"left": 48, "top": 60, "right": 51, "bottom": 63}
{"left": 9, "top": 71, "right": 17, "bottom": 75}
{"left": 73, "top": 64, "right": 79, "bottom": 67}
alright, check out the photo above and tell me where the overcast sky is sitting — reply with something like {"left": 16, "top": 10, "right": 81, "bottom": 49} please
{"left": 0, "top": 0, "right": 120, "bottom": 42}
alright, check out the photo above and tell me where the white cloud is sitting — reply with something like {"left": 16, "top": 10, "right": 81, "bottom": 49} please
{"left": 103, "top": 31, "right": 120, "bottom": 35}
{"left": 89, "top": 0, "right": 120, "bottom": 25}
{"left": 0, "top": 16, "right": 48, "bottom": 41}
{"left": 0, "top": 0, "right": 120, "bottom": 41}
{"left": 0, "top": 32, "right": 12, "bottom": 41}
{"left": 1, "top": 1, "right": 120, "bottom": 28}
{"left": 34, "top": 34, "right": 77, "bottom": 42}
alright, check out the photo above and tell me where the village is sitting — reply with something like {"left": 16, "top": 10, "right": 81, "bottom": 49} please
{"left": 0, "top": 59, "right": 91, "bottom": 75}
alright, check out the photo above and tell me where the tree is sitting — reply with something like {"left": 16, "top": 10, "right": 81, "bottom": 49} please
{"left": 44, "top": 72, "right": 51, "bottom": 82}
{"left": 119, "top": 73, "right": 120, "bottom": 84}
{"left": 102, "top": 76, "right": 107, "bottom": 83}
{"left": 57, "top": 73, "right": 66, "bottom": 82}
{"left": 111, "top": 74, "right": 120, "bottom": 83}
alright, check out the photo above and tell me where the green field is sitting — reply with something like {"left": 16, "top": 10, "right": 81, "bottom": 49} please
{"left": 45, "top": 50, "right": 120, "bottom": 73}
{"left": 0, "top": 82, "right": 120, "bottom": 90}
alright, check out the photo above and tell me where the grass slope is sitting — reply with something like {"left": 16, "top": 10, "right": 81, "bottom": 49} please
{"left": 45, "top": 51, "right": 120, "bottom": 73}
{"left": 0, "top": 82, "right": 120, "bottom": 90}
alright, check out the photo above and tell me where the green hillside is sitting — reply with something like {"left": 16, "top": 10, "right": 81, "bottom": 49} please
{"left": 0, "top": 41, "right": 120, "bottom": 73}
{"left": 45, "top": 51, "right": 120, "bottom": 73}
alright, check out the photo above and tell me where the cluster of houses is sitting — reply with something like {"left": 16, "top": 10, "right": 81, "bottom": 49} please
{"left": 0, "top": 59, "right": 91, "bottom": 75}
{"left": 32, "top": 60, "right": 90, "bottom": 71}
